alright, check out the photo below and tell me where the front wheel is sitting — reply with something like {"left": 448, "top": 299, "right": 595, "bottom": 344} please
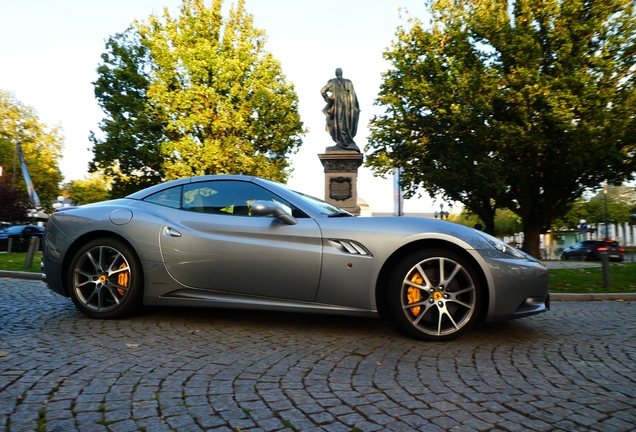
{"left": 67, "top": 238, "right": 143, "bottom": 319}
{"left": 388, "top": 249, "right": 482, "bottom": 341}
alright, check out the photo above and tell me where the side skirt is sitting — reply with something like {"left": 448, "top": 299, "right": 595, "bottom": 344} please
{"left": 144, "top": 287, "right": 379, "bottom": 318}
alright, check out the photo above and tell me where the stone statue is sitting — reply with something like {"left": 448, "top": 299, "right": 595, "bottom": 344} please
{"left": 321, "top": 68, "right": 360, "bottom": 152}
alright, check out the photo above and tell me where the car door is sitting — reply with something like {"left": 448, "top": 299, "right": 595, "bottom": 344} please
{"left": 22, "top": 227, "right": 40, "bottom": 251}
{"left": 567, "top": 242, "right": 580, "bottom": 259}
{"left": 159, "top": 180, "right": 323, "bottom": 302}
{"left": 580, "top": 241, "right": 597, "bottom": 259}
{"left": 24, "top": 226, "right": 40, "bottom": 240}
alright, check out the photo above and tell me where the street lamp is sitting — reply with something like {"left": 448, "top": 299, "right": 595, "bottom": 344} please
{"left": 603, "top": 181, "right": 610, "bottom": 240}
{"left": 578, "top": 219, "right": 588, "bottom": 241}
{"left": 52, "top": 195, "right": 65, "bottom": 210}
{"left": 434, "top": 203, "right": 449, "bottom": 220}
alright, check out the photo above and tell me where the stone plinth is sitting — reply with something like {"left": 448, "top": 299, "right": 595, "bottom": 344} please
{"left": 318, "top": 148, "right": 364, "bottom": 215}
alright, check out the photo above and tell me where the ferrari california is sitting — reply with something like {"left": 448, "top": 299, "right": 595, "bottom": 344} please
{"left": 41, "top": 175, "right": 549, "bottom": 341}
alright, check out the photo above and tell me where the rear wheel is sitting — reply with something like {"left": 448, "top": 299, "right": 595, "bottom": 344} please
{"left": 67, "top": 238, "right": 142, "bottom": 319}
{"left": 388, "top": 249, "right": 482, "bottom": 341}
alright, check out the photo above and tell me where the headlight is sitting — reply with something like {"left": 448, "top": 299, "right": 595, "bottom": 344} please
{"left": 476, "top": 230, "right": 527, "bottom": 259}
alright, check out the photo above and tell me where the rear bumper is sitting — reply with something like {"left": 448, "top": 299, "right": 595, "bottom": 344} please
{"left": 41, "top": 222, "right": 73, "bottom": 297}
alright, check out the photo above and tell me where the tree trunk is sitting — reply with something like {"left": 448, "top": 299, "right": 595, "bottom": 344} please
{"left": 484, "top": 218, "right": 496, "bottom": 236}
{"left": 473, "top": 202, "right": 497, "bottom": 236}
{"left": 522, "top": 224, "right": 543, "bottom": 259}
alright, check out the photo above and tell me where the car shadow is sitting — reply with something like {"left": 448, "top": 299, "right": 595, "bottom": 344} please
{"left": 132, "top": 304, "right": 546, "bottom": 343}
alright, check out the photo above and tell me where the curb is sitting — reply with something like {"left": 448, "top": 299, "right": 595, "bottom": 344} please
{"left": 0, "top": 270, "right": 43, "bottom": 281}
{"left": 550, "top": 293, "right": 636, "bottom": 301}
{"left": 1, "top": 271, "right": 635, "bottom": 301}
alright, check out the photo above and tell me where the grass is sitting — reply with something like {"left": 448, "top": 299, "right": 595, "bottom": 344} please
{"left": 0, "top": 252, "right": 42, "bottom": 272}
{"left": 548, "top": 262, "right": 636, "bottom": 293}
{"left": 1, "top": 251, "right": 635, "bottom": 294}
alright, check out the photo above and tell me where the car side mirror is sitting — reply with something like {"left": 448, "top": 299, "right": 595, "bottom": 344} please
{"left": 251, "top": 200, "right": 298, "bottom": 225}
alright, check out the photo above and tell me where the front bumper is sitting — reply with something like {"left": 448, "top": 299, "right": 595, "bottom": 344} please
{"left": 480, "top": 253, "right": 550, "bottom": 322}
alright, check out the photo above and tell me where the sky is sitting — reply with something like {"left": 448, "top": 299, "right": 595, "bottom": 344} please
{"left": 0, "top": 0, "right": 441, "bottom": 214}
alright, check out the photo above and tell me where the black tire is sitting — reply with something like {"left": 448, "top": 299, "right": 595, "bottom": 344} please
{"left": 388, "top": 249, "right": 482, "bottom": 341}
{"left": 67, "top": 238, "right": 143, "bottom": 319}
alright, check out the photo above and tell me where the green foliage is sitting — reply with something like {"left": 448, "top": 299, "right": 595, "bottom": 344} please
{"left": 368, "top": 0, "right": 636, "bottom": 257}
{"left": 554, "top": 185, "right": 636, "bottom": 229}
{"left": 90, "top": 30, "right": 166, "bottom": 198}
{"left": 91, "top": 0, "right": 305, "bottom": 196}
{"left": 551, "top": 196, "right": 588, "bottom": 230}
{"left": 63, "top": 174, "right": 111, "bottom": 205}
{"left": 0, "top": 182, "right": 28, "bottom": 223}
{"left": 584, "top": 185, "right": 635, "bottom": 225}
{"left": 448, "top": 211, "right": 481, "bottom": 228}
{"left": 0, "top": 91, "right": 64, "bottom": 212}
{"left": 494, "top": 208, "right": 523, "bottom": 237}
{"left": 450, "top": 207, "right": 522, "bottom": 237}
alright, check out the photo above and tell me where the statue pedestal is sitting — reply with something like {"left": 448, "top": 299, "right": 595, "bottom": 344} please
{"left": 318, "top": 148, "right": 364, "bottom": 215}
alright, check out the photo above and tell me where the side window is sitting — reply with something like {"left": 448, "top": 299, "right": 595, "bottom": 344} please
{"left": 144, "top": 186, "right": 183, "bottom": 209}
{"left": 183, "top": 180, "right": 295, "bottom": 216}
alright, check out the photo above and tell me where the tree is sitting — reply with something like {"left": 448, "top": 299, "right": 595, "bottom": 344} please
{"left": 448, "top": 211, "right": 481, "bottom": 228}
{"left": 494, "top": 209, "right": 523, "bottom": 238}
{"left": 0, "top": 90, "right": 64, "bottom": 212}
{"left": 583, "top": 185, "right": 635, "bottom": 239}
{"left": 63, "top": 174, "right": 111, "bottom": 205}
{"left": 0, "top": 181, "right": 28, "bottom": 223}
{"left": 550, "top": 196, "right": 588, "bottom": 231}
{"left": 367, "top": 5, "right": 507, "bottom": 235}
{"left": 450, "top": 208, "right": 522, "bottom": 237}
{"left": 90, "top": 0, "right": 305, "bottom": 196}
{"left": 90, "top": 30, "right": 166, "bottom": 198}
{"left": 367, "top": 0, "right": 636, "bottom": 257}
{"left": 554, "top": 185, "right": 636, "bottom": 231}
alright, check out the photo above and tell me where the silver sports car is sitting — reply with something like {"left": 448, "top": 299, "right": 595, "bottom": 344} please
{"left": 42, "top": 175, "right": 549, "bottom": 341}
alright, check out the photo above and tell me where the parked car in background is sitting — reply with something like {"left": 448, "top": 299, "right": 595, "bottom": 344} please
{"left": 560, "top": 240, "right": 625, "bottom": 262}
{"left": 0, "top": 225, "right": 45, "bottom": 252}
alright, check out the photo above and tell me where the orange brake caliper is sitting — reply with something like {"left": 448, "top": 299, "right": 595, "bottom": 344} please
{"left": 407, "top": 273, "right": 423, "bottom": 317}
{"left": 117, "top": 263, "right": 128, "bottom": 296}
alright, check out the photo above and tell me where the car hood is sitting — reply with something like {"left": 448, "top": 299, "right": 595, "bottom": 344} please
{"left": 316, "top": 216, "right": 494, "bottom": 251}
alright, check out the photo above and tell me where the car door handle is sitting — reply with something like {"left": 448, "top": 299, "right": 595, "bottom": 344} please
{"left": 164, "top": 227, "right": 182, "bottom": 238}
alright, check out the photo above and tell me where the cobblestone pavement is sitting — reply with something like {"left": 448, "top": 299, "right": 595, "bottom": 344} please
{"left": 1, "top": 279, "right": 635, "bottom": 432}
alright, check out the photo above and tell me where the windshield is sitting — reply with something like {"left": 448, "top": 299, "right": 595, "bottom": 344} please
{"left": 293, "top": 191, "right": 354, "bottom": 217}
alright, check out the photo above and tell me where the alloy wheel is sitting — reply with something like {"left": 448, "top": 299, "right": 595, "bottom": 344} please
{"left": 72, "top": 245, "right": 131, "bottom": 313}
{"left": 398, "top": 255, "right": 478, "bottom": 339}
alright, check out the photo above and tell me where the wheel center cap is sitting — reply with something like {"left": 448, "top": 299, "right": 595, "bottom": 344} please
{"left": 433, "top": 291, "right": 443, "bottom": 301}
{"left": 99, "top": 275, "right": 107, "bottom": 283}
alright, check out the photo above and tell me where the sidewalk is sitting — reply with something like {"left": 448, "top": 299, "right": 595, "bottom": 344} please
{"left": 2, "top": 267, "right": 635, "bottom": 301}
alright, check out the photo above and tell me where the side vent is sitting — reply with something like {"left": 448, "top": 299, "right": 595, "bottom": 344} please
{"left": 329, "top": 239, "right": 372, "bottom": 256}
